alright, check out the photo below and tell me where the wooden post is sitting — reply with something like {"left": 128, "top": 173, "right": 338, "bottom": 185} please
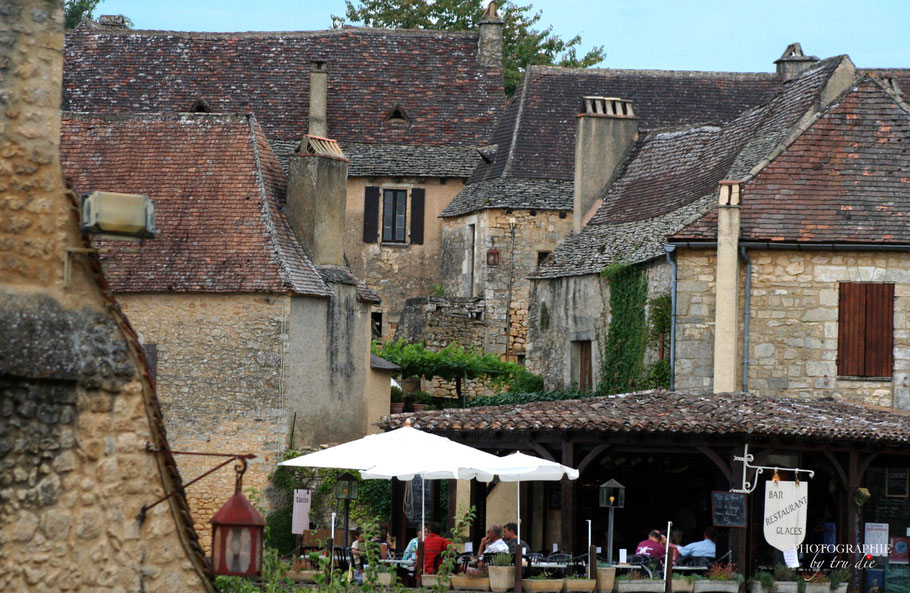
{"left": 515, "top": 543, "right": 523, "bottom": 593}
{"left": 847, "top": 451, "right": 859, "bottom": 593}
{"left": 416, "top": 540, "right": 425, "bottom": 583}
{"left": 729, "top": 451, "right": 747, "bottom": 570}
{"left": 589, "top": 545, "right": 596, "bottom": 579}
{"left": 325, "top": 537, "right": 333, "bottom": 584}
{"left": 665, "top": 558, "right": 673, "bottom": 593}
{"left": 561, "top": 442, "right": 575, "bottom": 553}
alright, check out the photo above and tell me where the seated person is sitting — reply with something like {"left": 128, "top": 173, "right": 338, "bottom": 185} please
{"left": 372, "top": 522, "right": 392, "bottom": 560}
{"left": 351, "top": 528, "right": 366, "bottom": 584}
{"left": 634, "top": 530, "right": 667, "bottom": 561}
{"left": 503, "top": 522, "right": 530, "bottom": 555}
{"left": 401, "top": 527, "right": 424, "bottom": 563}
{"left": 467, "top": 524, "right": 509, "bottom": 574}
{"left": 423, "top": 522, "right": 453, "bottom": 575}
{"left": 675, "top": 527, "right": 716, "bottom": 565}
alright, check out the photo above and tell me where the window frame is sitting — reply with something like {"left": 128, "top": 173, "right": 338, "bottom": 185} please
{"left": 381, "top": 188, "right": 408, "bottom": 244}
{"left": 837, "top": 282, "right": 894, "bottom": 379}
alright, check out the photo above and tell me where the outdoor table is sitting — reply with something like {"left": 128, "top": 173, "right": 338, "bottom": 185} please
{"left": 672, "top": 565, "right": 708, "bottom": 573}
{"left": 614, "top": 562, "right": 655, "bottom": 579}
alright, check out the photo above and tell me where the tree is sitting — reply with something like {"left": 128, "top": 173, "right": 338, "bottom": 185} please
{"left": 65, "top": 0, "right": 102, "bottom": 29}
{"left": 335, "top": 1, "right": 605, "bottom": 96}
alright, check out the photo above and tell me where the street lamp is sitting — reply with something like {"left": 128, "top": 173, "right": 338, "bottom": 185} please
{"left": 335, "top": 472, "right": 360, "bottom": 547}
{"left": 210, "top": 460, "right": 266, "bottom": 577}
{"left": 599, "top": 479, "right": 625, "bottom": 565}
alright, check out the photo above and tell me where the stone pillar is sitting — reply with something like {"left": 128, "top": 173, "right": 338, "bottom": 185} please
{"left": 309, "top": 61, "right": 328, "bottom": 138}
{"left": 478, "top": 2, "right": 504, "bottom": 68}
{"left": 713, "top": 181, "right": 741, "bottom": 393}
{"left": 573, "top": 97, "right": 638, "bottom": 232}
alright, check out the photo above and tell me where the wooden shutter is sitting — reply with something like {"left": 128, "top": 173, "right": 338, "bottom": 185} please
{"left": 838, "top": 283, "right": 893, "bottom": 377}
{"left": 142, "top": 343, "right": 158, "bottom": 382}
{"left": 363, "top": 186, "right": 380, "bottom": 243}
{"left": 409, "top": 188, "right": 425, "bottom": 245}
{"left": 579, "top": 341, "right": 592, "bottom": 392}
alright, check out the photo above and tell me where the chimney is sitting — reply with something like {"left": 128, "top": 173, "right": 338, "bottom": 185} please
{"left": 573, "top": 97, "right": 638, "bottom": 232}
{"left": 308, "top": 61, "right": 328, "bottom": 138}
{"left": 286, "top": 124, "right": 348, "bottom": 266}
{"left": 98, "top": 15, "right": 128, "bottom": 29}
{"left": 774, "top": 43, "right": 819, "bottom": 82}
{"left": 478, "top": 2, "right": 504, "bottom": 68}
{"left": 712, "top": 181, "right": 741, "bottom": 393}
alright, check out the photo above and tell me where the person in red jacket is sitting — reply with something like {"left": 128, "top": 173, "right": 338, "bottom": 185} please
{"left": 423, "top": 522, "right": 453, "bottom": 575}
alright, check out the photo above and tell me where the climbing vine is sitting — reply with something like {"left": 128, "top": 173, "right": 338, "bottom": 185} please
{"left": 598, "top": 262, "right": 649, "bottom": 395}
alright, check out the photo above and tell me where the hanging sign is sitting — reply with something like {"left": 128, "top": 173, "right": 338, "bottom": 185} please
{"left": 764, "top": 479, "right": 808, "bottom": 551}
{"left": 291, "top": 489, "right": 312, "bottom": 534}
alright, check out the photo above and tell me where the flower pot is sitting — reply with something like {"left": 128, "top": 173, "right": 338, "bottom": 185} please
{"left": 673, "top": 578, "right": 694, "bottom": 592}
{"left": 614, "top": 581, "right": 664, "bottom": 593}
{"left": 596, "top": 568, "right": 616, "bottom": 593}
{"left": 693, "top": 580, "right": 741, "bottom": 593}
{"left": 523, "top": 579, "right": 565, "bottom": 593}
{"left": 451, "top": 575, "right": 491, "bottom": 591}
{"left": 773, "top": 582, "right": 798, "bottom": 593}
{"left": 564, "top": 578, "right": 596, "bottom": 593}
{"left": 413, "top": 403, "right": 427, "bottom": 412}
{"left": 377, "top": 572, "right": 395, "bottom": 586}
{"left": 390, "top": 402, "right": 405, "bottom": 414}
{"left": 287, "top": 569, "right": 320, "bottom": 583}
{"left": 804, "top": 585, "right": 829, "bottom": 593}
{"left": 489, "top": 566, "right": 514, "bottom": 592}
{"left": 831, "top": 585, "right": 847, "bottom": 593}
{"left": 422, "top": 574, "right": 452, "bottom": 589}
{"left": 746, "top": 583, "right": 767, "bottom": 593}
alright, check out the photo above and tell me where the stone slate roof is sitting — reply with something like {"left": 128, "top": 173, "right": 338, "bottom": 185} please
{"left": 675, "top": 78, "right": 910, "bottom": 244}
{"left": 441, "top": 65, "right": 782, "bottom": 217}
{"left": 441, "top": 178, "right": 574, "bottom": 217}
{"left": 380, "top": 390, "right": 910, "bottom": 447}
{"left": 534, "top": 57, "right": 849, "bottom": 279}
{"left": 60, "top": 112, "right": 334, "bottom": 297}
{"left": 63, "top": 26, "right": 504, "bottom": 176}
{"left": 370, "top": 353, "right": 401, "bottom": 371}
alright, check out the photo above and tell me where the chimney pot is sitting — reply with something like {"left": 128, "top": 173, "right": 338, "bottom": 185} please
{"left": 308, "top": 61, "right": 328, "bottom": 138}
{"left": 774, "top": 43, "right": 819, "bottom": 82}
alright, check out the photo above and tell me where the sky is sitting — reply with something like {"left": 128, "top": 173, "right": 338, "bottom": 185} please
{"left": 90, "top": 0, "right": 909, "bottom": 72}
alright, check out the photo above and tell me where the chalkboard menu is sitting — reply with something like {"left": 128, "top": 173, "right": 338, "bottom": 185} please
{"left": 887, "top": 468, "right": 908, "bottom": 498}
{"left": 712, "top": 491, "right": 747, "bottom": 528}
{"left": 407, "top": 476, "right": 434, "bottom": 526}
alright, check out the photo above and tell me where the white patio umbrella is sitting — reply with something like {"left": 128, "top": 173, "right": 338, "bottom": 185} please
{"left": 280, "top": 425, "right": 502, "bottom": 538}
{"left": 455, "top": 451, "right": 579, "bottom": 551}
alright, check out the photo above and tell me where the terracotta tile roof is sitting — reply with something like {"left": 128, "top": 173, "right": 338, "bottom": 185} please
{"left": 534, "top": 57, "right": 847, "bottom": 278}
{"left": 442, "top": 65, "right": 782, "bottom": 217}
{"left": 62, "top": 27, "right": 504, "bottom": 164}
{"left": 674, "top": 77, "right": 910, "bottom": 244}
{"left": 380, "top": 390, "right": 910, "bottom": 447}
{"left": 60, "top": 112, "right": 333, "bottom": 297}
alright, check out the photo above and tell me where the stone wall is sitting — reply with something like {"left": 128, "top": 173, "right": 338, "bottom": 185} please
{"left": 675, "top": 248, "right": 910, "bottom": 407}
{"left": 527, "top": 261, "right": 671, "bottom": 391}
{"left": 0, "top": 2, "right": 212, "bottom": 590}
{"left": 345, "top": 176, "right": 464, "bottom": 335}
{"left": 117, "top": 292, "right": 290, "bottom": 549}
{"left": 441, "top": 208, "right": 573, "bottom": 359}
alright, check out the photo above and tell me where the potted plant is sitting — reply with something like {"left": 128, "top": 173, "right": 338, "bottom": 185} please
{"left": 804, "top": 573, "right": 829, "bottom": 593}
{"left": 390, "top": 386, "right": 405, "bottom": 414}
{"left": 595, "top": 561, "right": 616, "bottom": 593}
{"left": 287, "top": 551, "right": 324, "bottom": 582}
{"left": 564, "top": 573, "right": 597, "bottom": 593}
{"left": 523, "top": 571, "right": 565, "bottom": 593}
{"left": 772, "top": 564, "right": 798, "bottom": 593}
{"left": 488, "top": 553, "right": 515, "bottom": 592}
{"left": 421, "top": 573, "right": 453, "bottom": 589}
{"left": 829, "top": 568, "right": 850, "bottom": 593}
{"left": 451, "top": 568, "right": 491, "bottom": 591}
{"left": 747, "top": 570, "right": 775, "bottom": 593}
{"left": 672, "top": 574, "right": 697, "bottom": 593}
{"left": 412, "top": 390, "right": 432, "bottom": 412}
{"left": 692, "top": 562, "right": 743, "bottom": 592}
{"left": 614, "top": 572, "right": 664, "bottom": 593}
{"left": 374, "top": 564, "right": 396, "bottom": 587}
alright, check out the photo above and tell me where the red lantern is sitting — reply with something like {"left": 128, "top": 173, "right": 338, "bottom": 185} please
{"left": 211, "top": 482, "right": 266, "bottom": 577}
{"left": 487, "top": 246, "right": 500, "bottom": 266}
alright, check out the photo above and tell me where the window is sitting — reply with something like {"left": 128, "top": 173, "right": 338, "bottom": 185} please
{"left": 362, "top": 186, "right": 425, "bottom": 245}
{"left": 838, "top": 283, "right": 894, "bottom": 377}
{"left": 371, "top": 311, "right": 383, "bottom": 338}
{"left": 573, "top": 340, "right": 593, "bottom": 391}
{"left": 537, "top": 251, "right": 552, "bottom": 268}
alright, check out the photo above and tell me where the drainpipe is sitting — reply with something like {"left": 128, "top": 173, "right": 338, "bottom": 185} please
{"left": 505, "top": 217, "right": 516, "bottom": 360}
{"left": 740, "top": 246, "right": 752, "bottom": 393}
{"left": 664, "top": 244, "right": 677, "bottom": 391}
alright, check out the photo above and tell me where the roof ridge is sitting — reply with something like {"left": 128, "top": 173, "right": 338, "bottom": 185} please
{"left": 527, "top": 64, "right": 777, "bottom": 78}
{"left": 67, "top": 26, "right": 479, "bottom": 39}
{"left": 61, "top": 110, "right": 250, "bottom": 122}
{"left": 502, "top": 71, "right": 531, "bottom": 177}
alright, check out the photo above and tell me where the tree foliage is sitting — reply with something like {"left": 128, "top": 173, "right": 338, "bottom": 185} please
{"left": 334, "top": 0, "right": 605, "bottom": 95}
{"left": 64, "top": 0, "right": 101, "bottom": 29}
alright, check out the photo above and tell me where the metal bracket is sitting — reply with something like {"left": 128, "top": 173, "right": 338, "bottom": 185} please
{"left": 732, "top": 444, "right": 814, "bottom": 494}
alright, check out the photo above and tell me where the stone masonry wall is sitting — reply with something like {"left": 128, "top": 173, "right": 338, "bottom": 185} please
{"left": 675, "top": 248, "right": 910, "bottom": 407}
{"left": 118, "top": 292, "right": 290, "bottom": 550}
{"left": 0, "top": 2, "right": 212, "bottom": 590}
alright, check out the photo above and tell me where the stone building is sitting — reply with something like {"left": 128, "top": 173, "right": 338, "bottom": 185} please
{"left": 62, "top": 6, "right": 505, "bottom": 336}
{"left": 0, "top": 1, "right": 212, "bottom": 590}
{"left": 529, "top": 47, "right": 910, "bottom": 409}
{"left": 59, "top": 110, "right": 390, "bottom": 548}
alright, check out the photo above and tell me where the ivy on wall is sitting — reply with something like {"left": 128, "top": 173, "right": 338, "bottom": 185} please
{"left": 598, "top": 262, "right": 649, "bottom": 395}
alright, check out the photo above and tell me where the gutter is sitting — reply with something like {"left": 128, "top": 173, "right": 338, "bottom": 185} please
{"left": 671, "top": 241, "right": 910, "bottom": 253}
{"left": 740, "top": 246, "right": 752, "bottom": 392}
{"left": 664, "top": 245, "right": 677, "bottom": 391}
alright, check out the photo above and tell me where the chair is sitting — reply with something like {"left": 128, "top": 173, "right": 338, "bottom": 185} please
{"left": 566, "top": 554, "right": 589, "bottom": 577}
{"left": 526, "top": 552, "right": 544, "bottom": 564}
{"left": 545, "top": 553, "right": 572, "bottom": 563}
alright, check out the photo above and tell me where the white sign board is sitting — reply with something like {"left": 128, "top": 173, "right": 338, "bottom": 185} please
{"left": 763, "top": 480, "right": 809, "bottom": 552}
{"left": 292, "top": 489, "right": 312, "bottom": 535}
{"left": 865, "top": 522, "right": 889, "bottom": 556}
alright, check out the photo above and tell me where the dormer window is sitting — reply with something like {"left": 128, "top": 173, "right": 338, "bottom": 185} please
{"left": 385, "top": 105, "right": 410, "bottom": 125}
{"left": 190, "top": 99, "right": 211, "bottom": 113}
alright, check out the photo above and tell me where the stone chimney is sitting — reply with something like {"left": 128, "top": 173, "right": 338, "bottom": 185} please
{"left": 712, "top": 181, "right": 741, "bottom": 393}
{"left": 774, "top": 43, "right": 819, "bottom": 82}
{"left": 478, "top": 2, "right": 504, "bottom": 68}
{"left": 573, "top": 97, "right": 638, "bottom": 232}
{"left": 308, "top": 61, "right": 328, "bottom": 138}
{"left": 98, "top": 15, "right": 129, "bottom": 29}
{"left": 287, "top": 63, "right": 347, "bottom": 267}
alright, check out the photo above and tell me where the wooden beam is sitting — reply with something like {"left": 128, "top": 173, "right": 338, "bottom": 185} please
{"left": 560, "top": 442, "right": 575, "bottom": 552}
{"left": 696, "top": 445, "right": 733, "bottom": 482}
{"left": 533, "top": 444, "right": 557, "bottom": 462}
{"left": 823, "top": 451, "right": 848, "bottom": 490}
{"left": 847, "top": 451, "right": 859, "bottom": 592}
{"left": 578, "top": 443, "right": 611, "bottom": 473}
